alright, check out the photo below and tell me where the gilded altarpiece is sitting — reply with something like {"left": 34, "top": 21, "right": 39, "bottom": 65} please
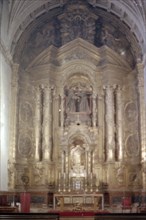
{"left": 8, "top": 1, "right": 146, "bottom": 206}
{"left": 9, "top": 38, "right": 143, "bottom": 193}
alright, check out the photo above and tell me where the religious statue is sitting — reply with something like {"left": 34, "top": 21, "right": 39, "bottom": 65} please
{"left": 65, "top": 87, "right": 90, "bottom": 113}
{"left": 70, "top": 144, "right": 86, "bottom": 177}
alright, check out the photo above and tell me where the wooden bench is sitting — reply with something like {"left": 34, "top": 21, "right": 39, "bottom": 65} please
{"left": 94, "top": 213, "right": 146, "bottom": 220}
{"left": 0, "top": 213, "right": 59, "bottom": 220}
{"left": 0, "top": 206, "right": 18, "bottom": 213}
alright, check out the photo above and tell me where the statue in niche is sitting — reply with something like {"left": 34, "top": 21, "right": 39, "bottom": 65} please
{"left": 65, "top": 86, "right": 91, "bottom": 113}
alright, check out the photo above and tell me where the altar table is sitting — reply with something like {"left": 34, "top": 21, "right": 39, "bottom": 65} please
{"left": 53, "top": 193, "right": 104, "bottom": 211}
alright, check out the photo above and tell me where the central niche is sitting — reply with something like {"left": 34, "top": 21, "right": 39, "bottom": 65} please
{"left": 64, "top": 81, "right": 93, "bottom": 126}
{"left": 70, "top": 140, "right": 86, "bottom": 177}
{"left": 69, "top": 139, "right": 86, "bottom": 192}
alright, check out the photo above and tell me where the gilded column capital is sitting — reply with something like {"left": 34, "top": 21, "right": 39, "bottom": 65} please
{"left": 103, "top": 84, "right": 117, "bottom": 90}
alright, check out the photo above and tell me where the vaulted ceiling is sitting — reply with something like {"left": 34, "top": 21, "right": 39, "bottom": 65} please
{"left": 7, "top": 0, "right": 146, "bottom": 65}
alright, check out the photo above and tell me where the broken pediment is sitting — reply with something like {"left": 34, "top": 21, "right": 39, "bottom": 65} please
{"left": 27, "top": 38, "right": 132, "bottom": 73}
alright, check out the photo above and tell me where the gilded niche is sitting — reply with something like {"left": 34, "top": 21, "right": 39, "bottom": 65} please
{"left": 70, "top": 143, "right": 86, "bottom": 177}
{"left": 64, "top": 82, "right": 92, "bottom": 126}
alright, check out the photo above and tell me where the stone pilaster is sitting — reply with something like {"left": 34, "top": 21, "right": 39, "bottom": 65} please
{"left": 92, "top": 93, "right": 97, "bottom": 127}
{"left": 60, "top": 95, "right": 64, "bottom": 127}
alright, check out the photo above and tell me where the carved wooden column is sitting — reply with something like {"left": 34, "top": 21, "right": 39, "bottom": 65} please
{"left": 97, "top": 91, "right": 105, "bottom": 162}
{"left": 34, "top": 86, "right": 42, "bottom": 161}
{"left": 104, "top": 85, "right": 115, "bottom": 162}
{"left": 61, "top": 151, "right": 65, "bottom": 174}
{"left": 60, "top": 95, "right": 64, "bottom": 127}
{"left": 92, "top": 93, "right": 97, "bottom": 127}
{"left": 42, "top": 86, "right": 53, "bottom": 161}
{"left": 85, "top": 149, "right": 88, "bottom": 176}
{"left": 63, "top": 150, "right": 67, "bottom": 191}
{"left": 65, "top": 149, "right": 69, "bottom": 191}
{"left": 85, "top": 149, "right": 88, "bottom": 191}
{"left": 115, "top": 86, "right": 123, "bottom": 161}
{"left": 88, "top": 151, "right": 91, "bottom": 174}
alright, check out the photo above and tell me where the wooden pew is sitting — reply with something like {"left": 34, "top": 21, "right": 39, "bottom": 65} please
{"left": 95, "top": 213, "right": 146, "bottom": 220}
{"left": 0, "top": 206, "right": 18, "bottom": 213}
{"left": 0, "top": 213, "right": 59, "bottom": 220}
